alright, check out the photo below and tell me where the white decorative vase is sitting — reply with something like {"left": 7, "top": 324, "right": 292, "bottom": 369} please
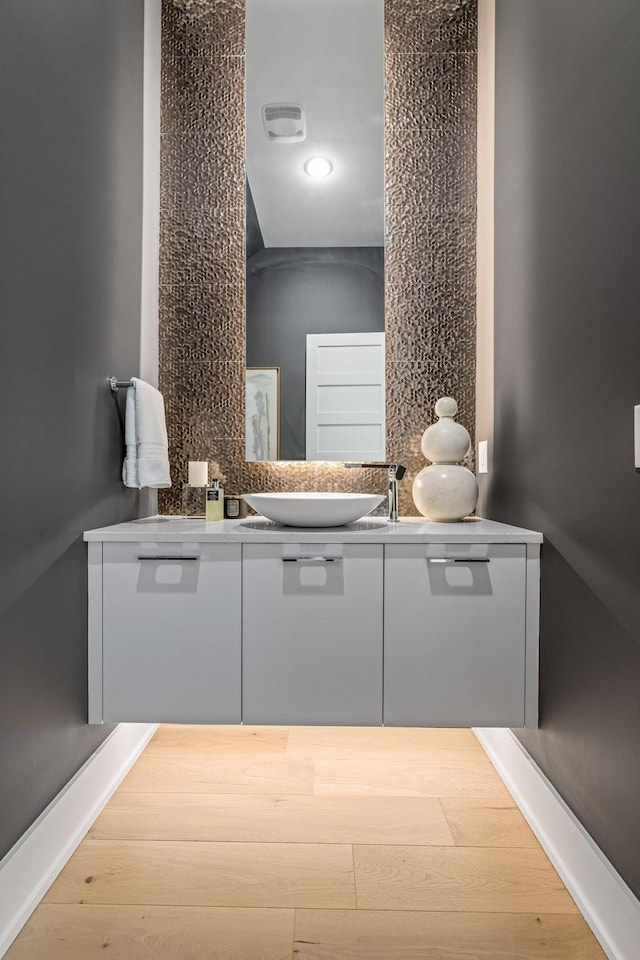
{"left": 412, "top": 397, "right": 479, "bottom": 522}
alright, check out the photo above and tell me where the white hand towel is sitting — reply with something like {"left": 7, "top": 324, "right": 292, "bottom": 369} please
{"left": 122, "top": 378, "right": 171, "bottom": 489}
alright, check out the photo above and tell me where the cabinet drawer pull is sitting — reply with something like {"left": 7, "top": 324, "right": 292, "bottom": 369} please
{"left": 427, "top": 557, "right": 490, "bottom": 564}
{"left": 137, "top": 555, "right": 201, "bottom": 561}
{"left": 282, "top": 556, "right": 342, "bottom": 563}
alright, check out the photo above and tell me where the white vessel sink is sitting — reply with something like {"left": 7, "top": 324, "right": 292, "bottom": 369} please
{"left": 242, "top": 492, "right": 386, "bottom": 527}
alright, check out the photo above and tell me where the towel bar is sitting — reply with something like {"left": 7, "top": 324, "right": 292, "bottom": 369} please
{"left": 108, "top": 376, "right": 134, "bottom": 392}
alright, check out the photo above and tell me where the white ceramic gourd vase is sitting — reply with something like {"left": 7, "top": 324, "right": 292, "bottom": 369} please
{"left": 412, "top": 397, "right": 479, "bottom": 521}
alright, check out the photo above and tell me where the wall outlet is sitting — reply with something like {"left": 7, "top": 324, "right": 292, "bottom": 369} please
{"left": 635, "top": 405, "right": 640, "bottom": 469}
{"left": 478, "top": 439, "right": 488, "bottom": 474}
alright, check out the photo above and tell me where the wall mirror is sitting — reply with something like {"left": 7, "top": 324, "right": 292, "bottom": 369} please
{"left": 245, "top": 0, "right": 385, "bottom": 462}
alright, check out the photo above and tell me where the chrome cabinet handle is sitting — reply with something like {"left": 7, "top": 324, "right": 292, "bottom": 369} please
{"left": 427, "top": 557, "right": 490, "bottom": 564}
{"left": 137, "top": 555, "right": 201, "bottom": 561}
{"left": 282, "top": 556, "right": 342, "bottom": 563}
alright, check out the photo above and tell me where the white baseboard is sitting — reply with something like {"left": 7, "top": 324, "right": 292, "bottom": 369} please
{"left": 475, "top": 728, "right": 640, "bottom": 960}
{"left": 0, "top": 722, "right": 157, "bottom": 958}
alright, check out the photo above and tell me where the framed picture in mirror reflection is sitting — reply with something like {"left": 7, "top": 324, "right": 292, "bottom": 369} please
{"left": 245, "top": 367, "right": 280, "bottom": 461}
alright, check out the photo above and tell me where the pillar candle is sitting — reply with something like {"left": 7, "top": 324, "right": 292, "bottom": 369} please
{"left": 188, "top": 461, "right": 208, "bottom": 487}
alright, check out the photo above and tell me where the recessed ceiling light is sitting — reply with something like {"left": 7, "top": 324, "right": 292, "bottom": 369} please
{"left": 304, "top": 156, "right": 333, "bottom": 178}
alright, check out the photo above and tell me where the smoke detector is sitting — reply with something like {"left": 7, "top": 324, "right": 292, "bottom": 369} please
{"left": 262, "top": 103, "right": 306, "bottom": 143}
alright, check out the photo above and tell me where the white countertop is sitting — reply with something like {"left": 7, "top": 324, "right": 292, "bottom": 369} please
{"left": 84, "top": 516, "right": 543, "bottom": 544}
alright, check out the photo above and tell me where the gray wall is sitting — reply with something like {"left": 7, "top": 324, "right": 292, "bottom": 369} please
{"left": 0, "top": 0, "right": 145, "bottom": 858}
{"left": 246, "top": 248, "right": 384, "bottom": 459}
{"left": 245, "top": 180, "right": 265, "bottom": 261}
{"left": 491, "top": 0, "right": 640, "bottom": 896}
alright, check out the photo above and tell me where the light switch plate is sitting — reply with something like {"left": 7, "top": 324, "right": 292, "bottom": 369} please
{"left": 478, "top": 440, "right": 488, "bottom": 474}
{"left": 635, "top": 405, "right": 640, "bottom": 469}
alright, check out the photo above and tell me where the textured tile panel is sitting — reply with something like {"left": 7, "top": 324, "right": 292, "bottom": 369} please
{"left": 386, "top": 0, "right": 476, "bottom": 54}
{"left": 160, "top": 361, "right": 245, "bottom": 435}
{"left": 159, "top": 208, "right": 244, "bottom": 275}
{"left": 159, "top": 284, "right": 243, "bottom": 363}
{"left": 162, "top": 0, "right": 244, "bottom": 58}
{"left": 385, "top": 310, "right": 475, "bottom": 364}
{"left": 159, "top": 124, "right": 243, "bottom": 213}
{"left": 383, "top": 1, "right": 477, "bottom": 512}
{"left": 161, "top": 53, "right": 244, "bottom": 138}
{"left": 159, "top": 0, "right": 477, "bottom": 516}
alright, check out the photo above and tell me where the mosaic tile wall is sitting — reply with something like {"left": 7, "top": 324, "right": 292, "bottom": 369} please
{"left": 159, "top": 0, "right": 477, "bottom": 516}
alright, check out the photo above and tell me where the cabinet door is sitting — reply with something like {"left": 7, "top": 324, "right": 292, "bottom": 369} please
{"left": 102, "top": 542, "right": 241, "bottom": 723}
{"left": 384, "top": 544, "right": 527, "bottom": 727}
{"left": 243, "top": 543, "right": 383, "bottom": 725}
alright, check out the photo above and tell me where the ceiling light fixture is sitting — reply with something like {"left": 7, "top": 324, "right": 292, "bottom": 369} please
{"left": 304, "top": 156, "right": 333, "bottom": 178}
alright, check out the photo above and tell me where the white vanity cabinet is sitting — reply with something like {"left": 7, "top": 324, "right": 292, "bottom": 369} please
{"left": 384, "top": 543, "right": 536, "bottom": 727}
{"left": 242, "top": 543, "right": 383, "bottom": 725}
{"left": 85, "top": 517, "right": 540, "bottom": 728}
{"left": 92, "top": 541, "right": 241, "bottom": 723}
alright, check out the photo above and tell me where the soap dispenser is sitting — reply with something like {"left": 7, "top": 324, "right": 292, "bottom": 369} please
{"left": 205, "top": 477, "right": 224, "bottom": 522}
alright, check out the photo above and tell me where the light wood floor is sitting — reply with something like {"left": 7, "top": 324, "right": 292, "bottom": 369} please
{"left": 7, "top": 726, "right": 606, "bottom": 959}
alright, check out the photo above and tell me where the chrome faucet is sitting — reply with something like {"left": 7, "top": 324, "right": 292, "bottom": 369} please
{"left": 344, "top": 463, "right": 407, "bottom": 522}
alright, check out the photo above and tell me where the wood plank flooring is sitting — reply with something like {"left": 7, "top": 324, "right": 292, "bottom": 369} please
{"left": 6, "top": 725, "right": 607, "bottom": 960}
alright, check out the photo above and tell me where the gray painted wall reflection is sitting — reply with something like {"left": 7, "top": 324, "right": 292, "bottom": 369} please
{"left": 246, "top": 246, "right": 384, "bottom": 460}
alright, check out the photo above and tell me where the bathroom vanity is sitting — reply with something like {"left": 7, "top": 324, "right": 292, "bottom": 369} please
{"left": 84, "top": 517, "right": 542, "bottom": 728}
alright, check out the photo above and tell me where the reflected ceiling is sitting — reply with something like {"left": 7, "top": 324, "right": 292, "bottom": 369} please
{"left": 245, "top": 0, "right": 384, "bottom": 247}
